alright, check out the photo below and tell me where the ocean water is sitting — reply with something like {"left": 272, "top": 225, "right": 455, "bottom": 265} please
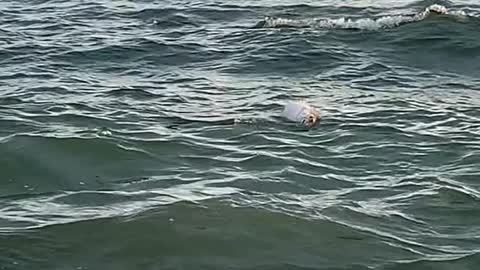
{"left": 1, "top": 0, "right": 480, "bottom": 269}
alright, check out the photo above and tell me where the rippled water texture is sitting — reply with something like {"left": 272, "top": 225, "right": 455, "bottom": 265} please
{"left": 1, "top": 0, "right": 480, "bottom": 269}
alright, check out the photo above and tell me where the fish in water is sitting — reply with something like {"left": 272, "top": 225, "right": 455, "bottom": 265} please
{"left": 282, "top": 101, "right": 320, "bottom": 129}
{"left": 166, "top": 101, "right": 320, "bottom": 129}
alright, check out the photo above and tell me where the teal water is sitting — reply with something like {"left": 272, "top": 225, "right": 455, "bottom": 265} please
{"left": 1, "top": 0, "right": 480, "bottom": 269}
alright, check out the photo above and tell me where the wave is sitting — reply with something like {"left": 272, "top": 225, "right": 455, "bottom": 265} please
{"left": 256, "top": 4, "right": 472, "bottom": 30}
{"left": 0, "top": 181, "right": 240, "bottom": 232}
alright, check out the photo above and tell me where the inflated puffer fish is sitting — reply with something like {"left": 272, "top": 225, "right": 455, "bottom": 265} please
{"left": 282, "top": 101, "right": 320, "bottom": 129}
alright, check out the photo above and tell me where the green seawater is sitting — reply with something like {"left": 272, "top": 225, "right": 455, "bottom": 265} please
{"left": 1, "top": 0, "right": 480, "bottom": 269}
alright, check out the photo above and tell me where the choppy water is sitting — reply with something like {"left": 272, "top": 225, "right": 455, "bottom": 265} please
{"left": 2, "top": 0, "right": 480, "bottom": 269}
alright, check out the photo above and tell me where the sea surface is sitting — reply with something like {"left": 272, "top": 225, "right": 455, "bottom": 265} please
{"left": 1, "top": 0, "right": 480, "bottom": 269}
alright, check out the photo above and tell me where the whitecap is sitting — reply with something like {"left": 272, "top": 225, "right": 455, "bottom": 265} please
{"left": 260, "top": 4, "right": 471, "bottom": 31}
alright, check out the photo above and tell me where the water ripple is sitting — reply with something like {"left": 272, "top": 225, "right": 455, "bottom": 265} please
{"left": 2, "top": 0, "right": 480, "bottom": 269}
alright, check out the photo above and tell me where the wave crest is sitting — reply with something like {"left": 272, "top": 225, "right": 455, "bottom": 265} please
{"left": 257, "top": 4, "right": 470, "bottom": 30}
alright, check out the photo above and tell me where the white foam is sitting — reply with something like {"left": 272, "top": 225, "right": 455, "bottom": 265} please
{"left": 262, "top": 4, "right": 471, "bottom": 31}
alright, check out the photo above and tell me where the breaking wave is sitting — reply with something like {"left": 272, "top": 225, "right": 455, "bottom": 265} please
{"left": 257, "top": 4, "right": 471, "bottom": 30}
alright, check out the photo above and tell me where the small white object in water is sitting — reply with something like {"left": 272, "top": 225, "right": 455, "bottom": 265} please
{"left": 95, "top": 128, "right": 112, "bottom": 136}
{"left": 282, "top": 101, "right": 320, "bottom": 128}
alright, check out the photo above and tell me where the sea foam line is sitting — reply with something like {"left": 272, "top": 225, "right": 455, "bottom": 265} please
{"left": 260, "top": 4, "right": 470, "bottom": 30}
